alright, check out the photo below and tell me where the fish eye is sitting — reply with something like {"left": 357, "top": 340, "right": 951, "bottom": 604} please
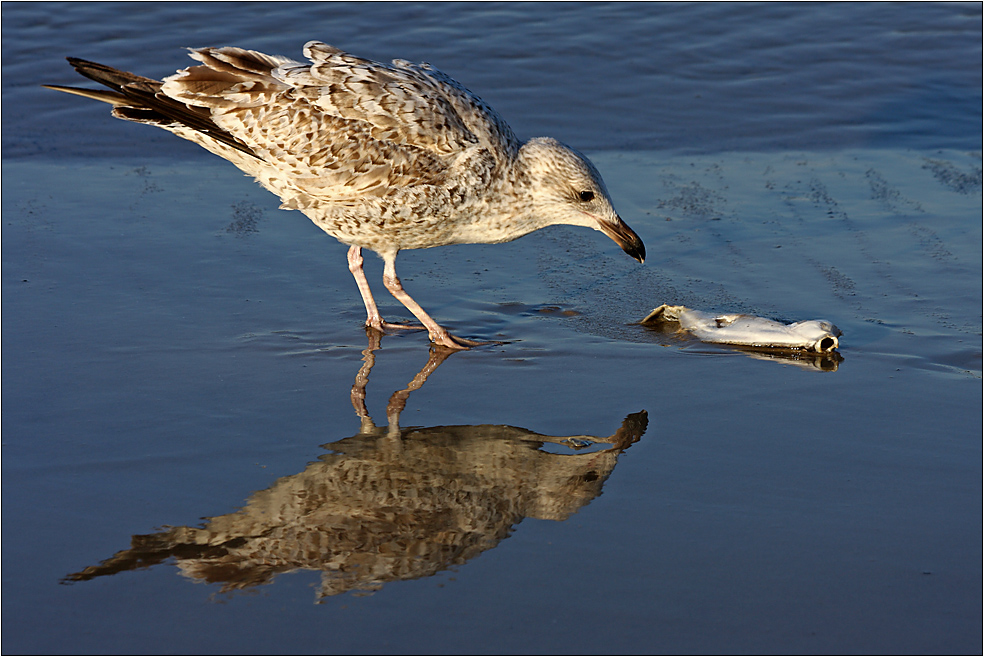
{"left": 578, "top": 190, "right": 595, "bottom": 202}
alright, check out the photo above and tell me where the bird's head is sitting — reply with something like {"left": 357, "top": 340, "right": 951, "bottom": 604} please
{"left": 517, "top": 137, "right": 645, "bottom": 263}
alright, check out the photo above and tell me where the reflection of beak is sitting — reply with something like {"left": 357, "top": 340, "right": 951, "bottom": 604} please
{"left": 610, "top": 410, "right": 649, "bottom": 450}
{"left": 600, "top": 216, "right": 646, "bottom": 263}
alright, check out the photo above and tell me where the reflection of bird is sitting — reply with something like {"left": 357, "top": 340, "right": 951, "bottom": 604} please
{"left": 63, "top": 412, "right": 649, "bottom": 600}
{"left": 46, "top": 42, "right": 646, "bottom": 348}
{"left": 61, "top": 331, "right": 648, "bottom": 600}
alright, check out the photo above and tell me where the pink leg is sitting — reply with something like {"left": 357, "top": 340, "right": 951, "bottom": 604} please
{"left": 381, "top": 255, "right": 483, "bottom": 350}
{"left": 347, "top": 245, "right": 427, "bottom": 332}
{"left": 347, "top": 246, "right": 384, "bottom": 328}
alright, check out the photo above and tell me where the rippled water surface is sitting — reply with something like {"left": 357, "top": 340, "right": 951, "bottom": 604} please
{"left": 3, "top": 3, "right": 981, "bottom": 654}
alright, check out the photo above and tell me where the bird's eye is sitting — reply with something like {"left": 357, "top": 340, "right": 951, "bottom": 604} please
{"left": 578, "top": 190, "right": 595, "bottom": 202}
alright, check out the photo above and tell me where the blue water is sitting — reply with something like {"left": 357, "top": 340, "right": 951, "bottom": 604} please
{"left": 3, "top": 3, "right": 981, "bottom": 654}
{"left": 5, "top": 2, "right": 981, "bottom": 157}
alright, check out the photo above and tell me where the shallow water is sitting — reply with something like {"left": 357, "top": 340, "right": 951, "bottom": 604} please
{"left": 3, "top": 3, "right": 982, "bottom": 654}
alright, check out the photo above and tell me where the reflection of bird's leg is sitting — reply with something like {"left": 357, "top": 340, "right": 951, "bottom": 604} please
{"left": 386, "top": 345, "right": 457, "bottom": 430}
{"left": 347, "top": 245, "right": 426, "bottom": 332}
{"left": 350, "top": 328, "right": 383, "bottom": 432}
{"left": 381, "top": 253, "right": 487, "bottom": 350}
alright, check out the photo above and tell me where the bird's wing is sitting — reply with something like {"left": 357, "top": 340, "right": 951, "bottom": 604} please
{"left": 159, "top": 42, "right": 519, "bottom": 200}
{"left": 293, "top": 41, "right": 520, "bottom": 160}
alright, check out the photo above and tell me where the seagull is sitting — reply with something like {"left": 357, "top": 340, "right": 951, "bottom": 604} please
{"left": 46, "top": 41, "right": 645, "bottom": 349}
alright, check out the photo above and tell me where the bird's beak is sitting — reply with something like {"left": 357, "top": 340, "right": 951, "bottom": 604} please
{"left": 600, "top": 216, "right": 646, "bottom": 263}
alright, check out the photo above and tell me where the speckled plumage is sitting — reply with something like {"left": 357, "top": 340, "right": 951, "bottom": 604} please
{"left": 47, "top": 41, "right": 645, "bottom": 348}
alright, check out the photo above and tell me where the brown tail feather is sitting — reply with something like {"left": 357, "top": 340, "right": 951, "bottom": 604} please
{"left": 66, "top": 57, "right": 161, "bottom": 92}
{"left": 48, "top": 57, "right": 259, "bottom": 159}
{"left": 42, "top": 84, "right": 128, "bottom": 106}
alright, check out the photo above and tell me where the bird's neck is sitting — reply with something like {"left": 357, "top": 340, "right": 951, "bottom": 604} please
{"left": 439, "top": 141, "right": 555, "bottom": 246}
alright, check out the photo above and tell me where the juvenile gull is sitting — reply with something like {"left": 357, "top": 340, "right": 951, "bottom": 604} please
{"left": 46, "top": 41, "right": 645, "bottom": 348}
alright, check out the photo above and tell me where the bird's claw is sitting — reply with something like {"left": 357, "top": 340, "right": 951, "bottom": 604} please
{"left": 365, "top": 320, "right": 494, "bottom": 350}
{"left": 431, "top": 332, "right": 499, "bottom": 350}
{"left": 364, "top": 320, "right": 429, "bottom": 336}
